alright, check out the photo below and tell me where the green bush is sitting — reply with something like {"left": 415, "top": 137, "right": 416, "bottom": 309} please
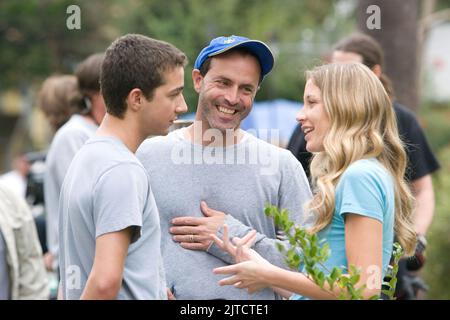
{"left": 423, "top": 146, "right": 450, "bottom": 299}
{"left": 265, "top": 205, "right": 402, "bottom": 299}
{"left": 419, "top": 104, "right": 450, "bottom": 152}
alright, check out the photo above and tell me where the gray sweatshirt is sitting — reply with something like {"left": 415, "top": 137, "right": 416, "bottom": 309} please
{"left": 136, "top": 129, "right": 312, "bottom": 300}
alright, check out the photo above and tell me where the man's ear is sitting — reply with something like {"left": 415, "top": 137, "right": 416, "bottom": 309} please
{"left": 192, "top": 69, "right": 203, "bottom": 93}
{"left": 126, "top": 88, "right": 144, "bottom": 112}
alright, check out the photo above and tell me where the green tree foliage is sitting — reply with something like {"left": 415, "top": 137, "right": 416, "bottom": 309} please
{"left": 418, "top": 103, "right": 450, "bottom": 299}
{"left": 424, "top": 145, "right": 450, "bottom": 299}
{"left": 111, "top": 0, "right": 339, "bottom": 111}
{"left": 265, "top": 204, "right": 403, "bottom": 300}
{"left": 1, "top": 0, "right": 356, "bottom": 109}
{"left": 0, "top": 0, "right": 111, "bottom": 88}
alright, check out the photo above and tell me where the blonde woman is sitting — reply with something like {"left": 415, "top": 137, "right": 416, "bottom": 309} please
{"left": 211, "top": 62, "right": 416, "bottom": 299}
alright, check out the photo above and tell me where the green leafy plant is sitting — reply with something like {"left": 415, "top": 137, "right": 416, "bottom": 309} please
{"left": 265, "top": 204, "right": 403, "bottom": 300}
{"left": 382, "top": 242, "right": 403, "bottom": 299}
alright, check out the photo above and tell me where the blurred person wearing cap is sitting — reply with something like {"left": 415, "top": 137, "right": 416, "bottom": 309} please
{"left": 137, "top": 35, "right": 311, "bottom": 299}
{"left": 58, "top": 34, "right": 188, "bottom": 300}
{"left": 43, "top": 53, "right": 106, "bottom": 273}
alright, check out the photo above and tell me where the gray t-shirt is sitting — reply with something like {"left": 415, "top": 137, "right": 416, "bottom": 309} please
{"left": 44, "top": 114, "right": 98, "bottom": 266}
{"left": 59, "top": 136, "right": 167, "bottom": 300}
{"left": 136, "top": 129, "right": 312, "bottom": 300}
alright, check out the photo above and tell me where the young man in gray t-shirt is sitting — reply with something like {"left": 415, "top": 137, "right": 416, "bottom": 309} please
{"left": 58, "top": 34, "right": 188, "bottom": 299}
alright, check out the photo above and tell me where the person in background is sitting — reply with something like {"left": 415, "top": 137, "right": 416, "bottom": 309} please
{"left": 38, "top": 75, "right": 85, "bottom": 133}
{"left": 30, "top": 75, "right": 88, "bottom": 276}
{"left": 43, "top": 53, "right": 106, "bottom": 273}
{"left": 0, "top": 182, "right": 49, "bottom": 299}
{"left": 0, "top": 153, "right": 31, "bottom": 198}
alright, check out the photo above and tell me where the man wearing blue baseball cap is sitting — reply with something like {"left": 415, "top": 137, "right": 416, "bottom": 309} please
{"left": 137, "top": 35, "right": 311, "bottom": 299}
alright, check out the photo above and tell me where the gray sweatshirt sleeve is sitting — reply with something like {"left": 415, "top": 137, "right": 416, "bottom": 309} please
{"left": 207, "top": 154, "right": 312, "bottom": 268}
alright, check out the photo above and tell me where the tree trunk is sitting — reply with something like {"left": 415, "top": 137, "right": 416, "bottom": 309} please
{"left": 357, "top": 0, "right": 420, "bottom": 112}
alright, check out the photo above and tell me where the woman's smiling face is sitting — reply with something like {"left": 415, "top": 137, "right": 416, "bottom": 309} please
{"left": 296, "top": 79, "right": 330, "bottom": 153}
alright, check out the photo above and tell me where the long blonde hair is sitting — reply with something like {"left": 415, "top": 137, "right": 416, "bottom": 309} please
{"left": 306, "top": 63, "right": 416, "bottom": 255}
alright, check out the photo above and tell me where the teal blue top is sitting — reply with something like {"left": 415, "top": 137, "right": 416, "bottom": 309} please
{"left": 292, "top": 158, "right": 395, "bottom": 300}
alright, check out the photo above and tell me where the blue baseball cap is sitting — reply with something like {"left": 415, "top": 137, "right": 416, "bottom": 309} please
{"left": 194, "top": 35, "right": 275, "bottom": 80}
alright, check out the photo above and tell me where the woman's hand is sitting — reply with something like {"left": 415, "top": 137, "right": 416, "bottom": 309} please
{"left": 213, "top": 260, "right": 273, "bottom": 294}
{"left": 211, "top": 224, "right": 272, "bottom": 294}
{"left": 210, "top": 224, "right": 261, "bottom": 263}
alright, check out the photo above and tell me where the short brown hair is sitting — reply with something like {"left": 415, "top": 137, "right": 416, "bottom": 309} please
{"left": 38, "top": 75, "right": 84, "bottom": 130}
{"left": 100, "top": 34, "right": 187, "bottom": 119}
{"left": 333, "top": 33, "right": 394, "bottom": 98}
{"left": 75, "top": 53, "right": 104, "bottom": 96}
